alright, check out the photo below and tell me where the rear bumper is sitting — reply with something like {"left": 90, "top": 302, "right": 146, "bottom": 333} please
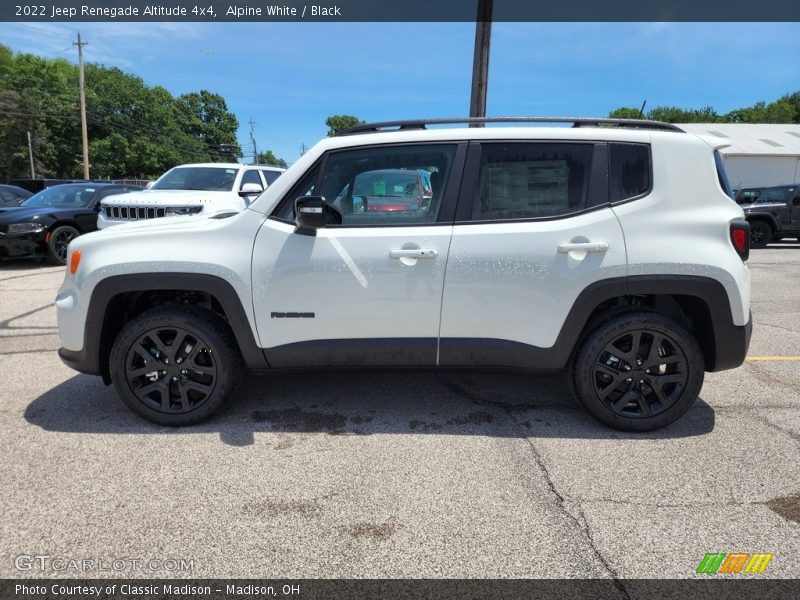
{"left": 711, "top": 311, "right": 752, "bottom": 372}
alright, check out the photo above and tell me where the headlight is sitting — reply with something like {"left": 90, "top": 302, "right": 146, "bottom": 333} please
{"left": 6, "top": 222, "right": 46, "bottom": 234}
{"left": 165, "top": 206, "right": 203, "bottom": 216}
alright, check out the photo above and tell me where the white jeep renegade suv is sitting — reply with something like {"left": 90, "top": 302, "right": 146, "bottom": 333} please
{"left": 56, "top": 117, "right": 752, "bottom": 431}
{"left": 97, "top": 162, "right": 285, "bottom": 228}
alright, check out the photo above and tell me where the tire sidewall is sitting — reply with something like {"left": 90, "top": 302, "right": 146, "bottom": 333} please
{"left": 572, "top": 311, "right": 704, "bottom": 432}
{"left": 109, "top": 307, "right": 242, "bottom": 426}
{"left": 46, "top": 225, "right": 79, "bottom": 265}
{"left": 749, "top": 221, "right": 771, "bottom": 249}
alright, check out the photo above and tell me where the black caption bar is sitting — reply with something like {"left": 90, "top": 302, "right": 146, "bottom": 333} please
{"left": 2, "top": 579, "right": 800, "bottom": 600}
{"left": 1, "top": 0, "right": 799, "bottom": 22}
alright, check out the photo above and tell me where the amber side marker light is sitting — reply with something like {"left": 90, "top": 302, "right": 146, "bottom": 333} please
{"left": 69, "top": 250, "right": 81, "bottom": 275}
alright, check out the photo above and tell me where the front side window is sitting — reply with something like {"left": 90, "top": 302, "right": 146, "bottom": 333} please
{"left": 474, "top": 143, "right": 592, "bottom": 220}
{"left": 275, "top": 144, "right": 456, "bottom": 226}
{"left": 610, "top": 143, "right": 651, "bottom": 202}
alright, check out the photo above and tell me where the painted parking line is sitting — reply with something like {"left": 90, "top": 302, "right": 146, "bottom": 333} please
{"left": 746, "top": 356, "right": 800, "bottom": 362}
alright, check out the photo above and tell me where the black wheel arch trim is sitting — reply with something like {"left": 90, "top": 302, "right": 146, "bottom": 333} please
{"left": 744, "top": 213, "right": 779, "bottom": 232}
{"left": 59, "top": 273, "right": 749, "bottom": 378}
{"left": 59, "top": 273, "right": 268, "bottom": 380}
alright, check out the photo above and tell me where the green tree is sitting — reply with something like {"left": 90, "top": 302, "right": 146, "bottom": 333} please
{"left": 175, "top": 91, "right": 241, "bottom": 162}
{"left": 726, "top": 100, "right": 797, "bottom": 124}
{"left": 325, "top": 114, "right": 364, "bottom": 136}
{"left": 0, "top": 45, "right": 243, "bottom": 180}
{"left": 608, "top": 107, "right": 644, "bottom": 120}
{"left": 255, "top": 150, "right": 287, "bottom": 167}
{"left": 779, "top": 91, "right": 800, "bottom": 123}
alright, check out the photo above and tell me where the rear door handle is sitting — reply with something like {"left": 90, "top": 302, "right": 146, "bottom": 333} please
{"left": 389, "top": 248, "right": 439, "bottom": 259}
{"left": 557, "top": 242, "right": 609, "bottom": 253}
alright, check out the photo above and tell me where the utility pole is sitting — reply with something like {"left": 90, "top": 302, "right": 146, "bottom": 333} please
{"left": 299, "top": 143, "right": 307, "bottom": 156}
{"left": 249, "top": 117, "right": 258, "bottom": 164}
{"left": 74, "top": 33, "right": 90, "bottom": 179}
{"left": 469, "top": 0, "right": 493, "bottom": 128}
{"left": 26, "top": 131, "right": 35, "bottom": 178}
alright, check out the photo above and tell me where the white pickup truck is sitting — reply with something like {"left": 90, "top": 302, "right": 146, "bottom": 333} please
{"left": 98, "top": 163, "right": 285, "bottom": 228}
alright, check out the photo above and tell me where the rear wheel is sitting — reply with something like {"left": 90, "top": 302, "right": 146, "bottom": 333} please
{"left": 572, "top": 311, "right": 704, "bottom": 431}
{"left": 46, "top": 225, "right": 79, "bottom": 265}
{"left": 748, "top": 221, "right": 771, "bottom": 249}
{"left": 109, "top": 306, "right": 243, "bottom": 425}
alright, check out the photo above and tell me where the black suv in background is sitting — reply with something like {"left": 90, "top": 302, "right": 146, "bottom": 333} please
{"left": 735, "top": 184, "right": 800, "bottom": 248}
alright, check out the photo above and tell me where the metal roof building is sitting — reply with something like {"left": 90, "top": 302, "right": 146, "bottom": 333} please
{"left": 678, "top": 124, "right": 800, "bottom": 189}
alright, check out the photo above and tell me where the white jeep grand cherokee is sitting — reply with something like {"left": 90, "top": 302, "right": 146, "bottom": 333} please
{"left": 97, "top": 162, "right": 285, "bottom": 228}
{"left": 56, "top": 117, "right": 752, "bottom": 431}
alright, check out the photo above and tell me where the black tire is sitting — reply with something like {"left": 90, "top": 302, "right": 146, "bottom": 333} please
{"left": 109, "top": 306, "right": 244, "bottom": 426}
{"left": 748, "top": 221, "right": 771, "bottom": 249}
{"left": 46, "top": 225, "right": 79, "bottom": 265}
{"left": 572, "top": 311, "right": 704, "bottom": 432}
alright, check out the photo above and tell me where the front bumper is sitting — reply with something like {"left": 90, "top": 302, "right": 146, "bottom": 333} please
{"left": 0, "top": 231, "right": 46, "bottom": 259}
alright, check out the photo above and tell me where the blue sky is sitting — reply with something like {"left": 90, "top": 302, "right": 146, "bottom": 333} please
{"left": 0, "top": 22, "right": 797, "bottom": 164}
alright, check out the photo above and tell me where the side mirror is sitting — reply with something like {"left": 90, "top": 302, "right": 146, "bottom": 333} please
{"left": 294, "top": 196, "right": 326, "bottom": 235}
{"left": 239, "top": 182, "right": 263, "bottom": 196}
{"left": 793, "top": 196, "right": 800, "bottom": 207}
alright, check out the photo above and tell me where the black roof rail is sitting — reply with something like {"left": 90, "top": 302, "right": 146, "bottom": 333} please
{"left": 336, "top": 117, "right": 685, "bottom": 136}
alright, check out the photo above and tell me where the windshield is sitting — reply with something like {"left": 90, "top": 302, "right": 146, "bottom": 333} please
{"left": 152, "top": 167, "right": 237, "bottom": 191}
{"left": 21, "top": 186, "right": 97, "bottom": 208}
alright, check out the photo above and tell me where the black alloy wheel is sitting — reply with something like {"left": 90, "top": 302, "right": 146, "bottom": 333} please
{"left": 125, "top": 326, "right": 217, "bottom": 414}
{"left": 748, "top": 221, "right": 771, "bottom": 249}
{"left": 592, "top": 329, "right": 687, "bottom": 418}
{"left": 46, "top": 225, "right": 79, "bottom": 265}
{"left": 110, "top": 307, "right": 243, "bottom": 425}
{"left": 572, "top": 311, "right": 704, "bottom": 431}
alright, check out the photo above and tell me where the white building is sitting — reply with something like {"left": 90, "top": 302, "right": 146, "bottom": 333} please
{"left": 678, "top": 123, "right": 800, "bottom": 189}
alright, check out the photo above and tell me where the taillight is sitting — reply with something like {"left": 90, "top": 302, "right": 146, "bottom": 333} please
{"left": 730, "top": 219, "right": 750, "bottom": 262}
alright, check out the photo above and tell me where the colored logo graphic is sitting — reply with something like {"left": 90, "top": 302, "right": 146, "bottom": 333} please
{"left": 696, "top": 552, "right": 773, "bottom": 574}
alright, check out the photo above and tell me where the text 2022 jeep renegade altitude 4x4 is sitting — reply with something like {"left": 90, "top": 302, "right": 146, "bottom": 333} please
{"left": 56, "top": 117, "right": 752, "bottom": 431}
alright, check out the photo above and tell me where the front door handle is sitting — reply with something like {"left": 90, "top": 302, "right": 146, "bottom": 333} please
{"left": 557, "top": 242, "right": 609, "bottom": 253}
{"left": 389, "top": 248, "right": 439, "bottom": 259}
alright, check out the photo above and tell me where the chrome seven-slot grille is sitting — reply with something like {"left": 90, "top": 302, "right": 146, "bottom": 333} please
{"left": 104, "top": 206, "right": 167, "bottom": 220}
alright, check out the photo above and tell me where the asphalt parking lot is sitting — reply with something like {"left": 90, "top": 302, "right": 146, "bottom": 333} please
{"left": 1, "top": 243, "right": 799, "bottom": 581}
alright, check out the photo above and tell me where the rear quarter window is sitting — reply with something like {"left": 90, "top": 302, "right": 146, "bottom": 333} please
{"left": 609, "top": 143, "right": 651, "bottom": 202}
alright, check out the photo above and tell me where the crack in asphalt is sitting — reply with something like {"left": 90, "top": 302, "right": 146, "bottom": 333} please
{"left": 436, "top": 374, "right": 631, "bottom": 596}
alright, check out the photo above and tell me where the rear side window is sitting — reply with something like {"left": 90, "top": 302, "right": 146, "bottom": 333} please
{"left": 474, "top": 143, "right": 592, "bottom": 220}
{"left": 610, "top": 143, "right": 651, "bottom": 202}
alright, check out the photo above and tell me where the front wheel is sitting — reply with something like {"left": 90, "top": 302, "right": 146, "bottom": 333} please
{"left": 109, "top": 307, "right": 244, "bottom": 425}
{"left": 46, "top": 225, "right": 79, "bottom": 265}
{"left": 572, "top": 312, "right": 704, "bottom": 432}
{"left": 748, "top": 221, "right": 771, "bottom": 249}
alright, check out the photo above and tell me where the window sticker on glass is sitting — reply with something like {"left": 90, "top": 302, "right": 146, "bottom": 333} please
{"left": 226, "top": 169, "right": 236, "bottom": 174}
{"left": 373, "top": 181, "right": 386, "bottom": 196}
